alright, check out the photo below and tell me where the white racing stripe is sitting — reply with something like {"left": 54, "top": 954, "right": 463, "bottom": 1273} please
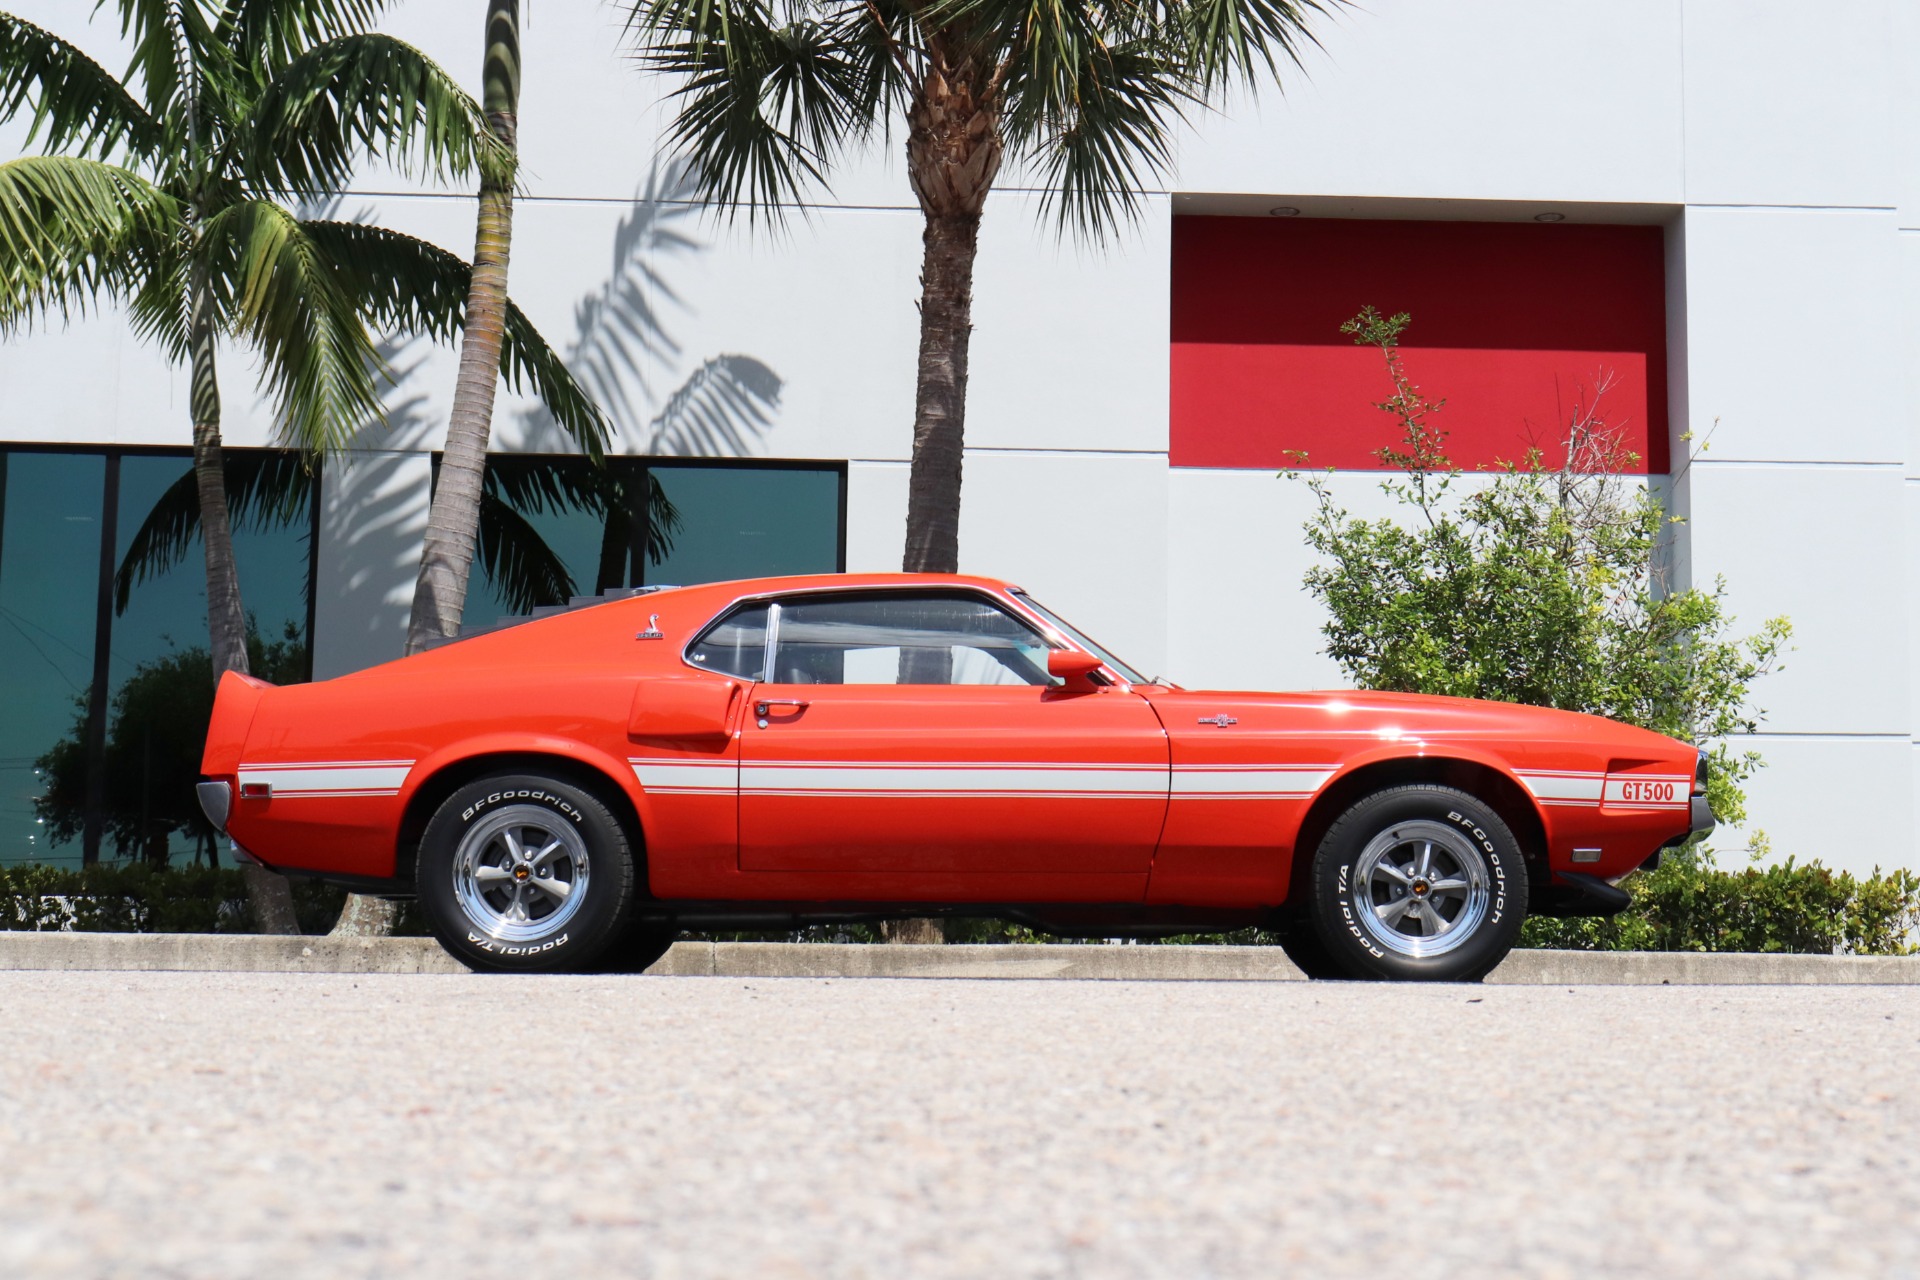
{"left": 1173, "top": 767, "right": 1335, "bottom": 799}
{"left": 631, "top": 759, "right": 737, "bottom": 795}
{"left": 745, "top": 764, "right": 1166, "bottom": 798}
{"left": 631, "top": 758, "right": 1339, "bottom": 801}
{"left": 237, "top": 760, "right": 413, "bottom": 798}
{"left": 1515, "top": 771, "right": 1606, "bottom": 804}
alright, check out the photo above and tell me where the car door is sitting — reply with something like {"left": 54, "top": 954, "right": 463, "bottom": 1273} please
{"left": 728, "top": 589, "right": 1169, "bottom": 880}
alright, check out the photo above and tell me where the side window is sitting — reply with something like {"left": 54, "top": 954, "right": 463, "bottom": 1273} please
{"left": 686, "top": 603, "right": 770, "bottom": 679}
{"left": 771, "top": 594, "right": 1057, "bottom": 686}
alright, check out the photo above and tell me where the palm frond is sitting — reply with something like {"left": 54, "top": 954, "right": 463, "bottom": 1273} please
{"left": 1003, "top": 36, "right": 1189, "bottom": 239}
{"left": 123, "top": 231, "right": 191, "bottom": 360}
{"left": 200, "top": 199, "right": 384, "bottom": 452}
{"left": 483, "top": 454, "right": 611, "bottom": 518}
{"left": 1152, "top": 0, "right": 1333, "bottom": 93}
{"left": 0, "top": 11, "right": 165, "bottom": 157}
{"left": 249, "top": 33, "right": 510, "bottom": 193}
{"left": 113, "top": 450, "right": 315, "bottom": 613}
{"left": 476, "top": 487, "right": 577, "bottom": 614}
{"left": 212, "top": 0, "right": 385, "bottom": 68}
{"left": 0, "top": 154, "right": 176, "bottom": 329}
{"left": 638, "top": 2, "right": 872, "bottom": 219}
{"left": 298, "top": 219, "right": 612, "bottom": 460}
{"left": 111, "top": 0, "right": 217, "bottom": 123}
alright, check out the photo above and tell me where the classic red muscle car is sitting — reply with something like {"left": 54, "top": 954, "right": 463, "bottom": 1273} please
{"left": 197, "top": 574, "right": 1711, "bottom": 980}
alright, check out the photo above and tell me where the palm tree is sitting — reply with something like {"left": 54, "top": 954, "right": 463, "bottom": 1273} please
{"left": 628, "top": 0, "right": 1335, "bottom": 943}
{"left": 625, "top": 0, "right": 1336, "bottom": 573}
{"left": 0, "top": 0, "right": 606, "bottom": 929}
{"left": 405, "top": 0, "right": 521, "bottom": 656}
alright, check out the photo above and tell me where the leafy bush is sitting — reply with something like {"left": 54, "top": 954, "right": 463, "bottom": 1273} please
{"left": 0, "top": 864, "right": 422, "bottom": 936}
{"left": 1520, "top": 845, "right": 1920, "bottom": 955}
{"left": 1289, "top": 308, "right": 1790, "bottom": 825}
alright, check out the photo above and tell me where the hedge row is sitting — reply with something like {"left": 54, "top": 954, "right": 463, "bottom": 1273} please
{"left": 1518, "top": 847, "right": 1920, "bottom": 955}
{"left": 0, "top": 864, "right": 422, "bottom": 937}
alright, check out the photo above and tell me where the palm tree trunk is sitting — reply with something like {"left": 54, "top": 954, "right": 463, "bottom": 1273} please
{"left": 403, "top": 0, "right": 519, "bottom": 656}
{"left": 899, "top": 54, "right": 1000, "bottom": 575}
{"left": 189, "top": 258, "right": 300, "bottom": 935}
{"left": 889, "top": 58, "right": 1002, "bottom": 944}
{"left": 901, "top": 212, "right": 982, "bottom": 575}
{"left": 338, "top": 0, "right": 522, "bottom": 939}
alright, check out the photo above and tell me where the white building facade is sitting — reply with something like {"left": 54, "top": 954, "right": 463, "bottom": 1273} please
{"left": 2, "top": 0, "right": 1916, "bottom": 874}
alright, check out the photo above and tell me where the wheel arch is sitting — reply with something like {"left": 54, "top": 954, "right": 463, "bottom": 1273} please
{"left": 396, "top": 746, "right": 647, "bottom": 888}
{"left": 1285, "top": 753, "right": 1548, "bottom": 911}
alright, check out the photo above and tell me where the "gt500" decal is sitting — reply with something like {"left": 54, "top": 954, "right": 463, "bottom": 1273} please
{"left": 1603, "top": 775, "right": 1691, "bottom": 809}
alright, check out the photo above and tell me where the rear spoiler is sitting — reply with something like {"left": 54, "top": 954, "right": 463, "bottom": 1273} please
{"left": 200, "top": 670, "right": 272, "bottom": 777}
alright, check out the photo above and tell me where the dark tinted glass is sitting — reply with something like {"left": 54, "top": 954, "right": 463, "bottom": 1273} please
{"left": 459, "top": 460, "right": 841, "bottom": 624}
{"left": 650, "top": 466, "right": 838, "bottom": 585}
{"left": 686, "top": 603, "right": 770, "bottom": 679}
{"left": 106, "top": 455, "right": 313, "bottom": 865}
{"left": 0, "top": 452, "right": 104, "bottom": 867}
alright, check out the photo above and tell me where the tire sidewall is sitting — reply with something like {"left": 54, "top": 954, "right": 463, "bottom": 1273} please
{"left": 418, "top": 773, "right": 634, "bottom": 972}
{"left": 1310, "top": 786, "right": 1527, "bottom": 982}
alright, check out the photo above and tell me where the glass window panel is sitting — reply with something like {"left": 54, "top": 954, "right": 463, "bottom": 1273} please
{"left": 648, "top": 466, "right": 838, "bottom": 586}
{"left": 771, "top": 594, "right": 1056, "bottom": 687}
{"left": 104, "top": 453, "right": 313, "bottom": 865}
{"left": 0, "top": 452, "right": 104, "bottom": 868}
{"left": 686, "top": 603, "right": 769, "bottom": 680}
{"left": 460, "top": 455, "right": 613, "bottom": 629}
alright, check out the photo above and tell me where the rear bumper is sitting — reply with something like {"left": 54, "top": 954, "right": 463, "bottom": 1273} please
{"left": 195, "top": 779, "right": 268, "bottom": 867}
{"left": 195, "top": 780, "right": 231, "bottom": 832}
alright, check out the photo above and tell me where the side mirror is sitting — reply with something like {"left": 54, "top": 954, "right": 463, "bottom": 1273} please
{"left": 1046, "top": 649, "right": 1104, "bottom": 681}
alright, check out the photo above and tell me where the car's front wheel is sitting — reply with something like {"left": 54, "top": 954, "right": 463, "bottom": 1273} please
{"left": 417, "top": 773, "right": 637, "bottom": 973}
{"left": 1304, "top": 784, "right": 1528, "bottom": 981}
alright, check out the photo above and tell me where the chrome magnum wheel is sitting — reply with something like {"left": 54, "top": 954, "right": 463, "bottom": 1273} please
{"left": 417, "top": 773, "right": 636, "bottom": 973}
{"left": 1305, "top": 784, "right": 1527, "bottom": 981}
{"left": 451, "top": 805, "right": 593, "bottom": 944}
{"left": 1349, "top": 820, "right": 1491, "bottom": 958}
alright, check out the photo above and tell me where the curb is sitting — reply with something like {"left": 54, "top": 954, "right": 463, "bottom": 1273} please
{"left": 0, "top": 932, "right": 1916, "bottom": 983}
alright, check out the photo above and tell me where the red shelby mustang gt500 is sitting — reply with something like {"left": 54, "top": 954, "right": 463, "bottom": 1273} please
{"left": 197, "top": 574, "right": 1712, "bottom": 980}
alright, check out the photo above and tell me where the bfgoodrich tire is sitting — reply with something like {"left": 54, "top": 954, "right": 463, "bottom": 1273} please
{"left": 417, "top": 773, "right": 637, "bottom": 973}
{"left": 1305, "top": 784, "right": 1528, "bottom": 982}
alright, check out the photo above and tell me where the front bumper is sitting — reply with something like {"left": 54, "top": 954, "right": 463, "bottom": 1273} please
{"left": 1689, "top": 794, "right": 1716, "bottom": 839}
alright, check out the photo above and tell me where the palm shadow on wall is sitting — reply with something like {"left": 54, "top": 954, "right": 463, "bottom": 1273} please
{"left": 118, "top": 162, "right": 786, "bottom": 622}
{"left": 489, "top": 160, "right": 785, "bottom": 613}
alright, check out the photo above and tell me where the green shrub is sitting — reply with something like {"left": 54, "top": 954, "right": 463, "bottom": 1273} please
{"left": 1520, "top": 845, "right": 1920, "bottom": 955}
{"left": 1288, "top": 307, "right": 1789, "bottom": 826}
{"left": 0, "top": 863, "right": 422, "bottom": 936}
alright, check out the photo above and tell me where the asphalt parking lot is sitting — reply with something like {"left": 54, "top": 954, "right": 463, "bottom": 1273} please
{"left": 3, "top": 972, "right": 1917, "bottom": 1279}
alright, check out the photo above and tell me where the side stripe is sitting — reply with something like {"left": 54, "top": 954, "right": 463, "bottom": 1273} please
{"left": 237, "top": 761, "right": 413, "bottom": 798}
{"left": 630, "top": 758, "right": 1338, "bottom": 801}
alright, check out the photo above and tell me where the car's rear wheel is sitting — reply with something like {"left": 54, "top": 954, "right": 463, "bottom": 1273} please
{"left": 1305, "top": 784, "right": 1527, "bottom": 982}
{"left": 417, "top": 773, "right": 636, "bottom": 973}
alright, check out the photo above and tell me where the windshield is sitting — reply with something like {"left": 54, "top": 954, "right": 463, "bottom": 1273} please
{"left": 1011, "top": 591, "right": 1150, "bottom": 685}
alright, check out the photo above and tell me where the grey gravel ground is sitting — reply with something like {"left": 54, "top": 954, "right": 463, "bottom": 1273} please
{"left": 2, "top": 973, "right": 1917, "bottom": 1280}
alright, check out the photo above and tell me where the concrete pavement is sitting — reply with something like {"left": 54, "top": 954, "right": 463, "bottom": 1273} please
{"left": 2, "top": 971, "right": 1916, "bottom": 1278}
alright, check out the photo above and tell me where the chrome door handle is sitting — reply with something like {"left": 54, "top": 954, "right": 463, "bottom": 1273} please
{"left": 754, "top": 697, "right": 809, "bottom": 727}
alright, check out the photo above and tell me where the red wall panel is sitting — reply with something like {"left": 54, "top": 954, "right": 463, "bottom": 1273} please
{"left": 1170, "top": 217, "right": 1670, "bottom": 473}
